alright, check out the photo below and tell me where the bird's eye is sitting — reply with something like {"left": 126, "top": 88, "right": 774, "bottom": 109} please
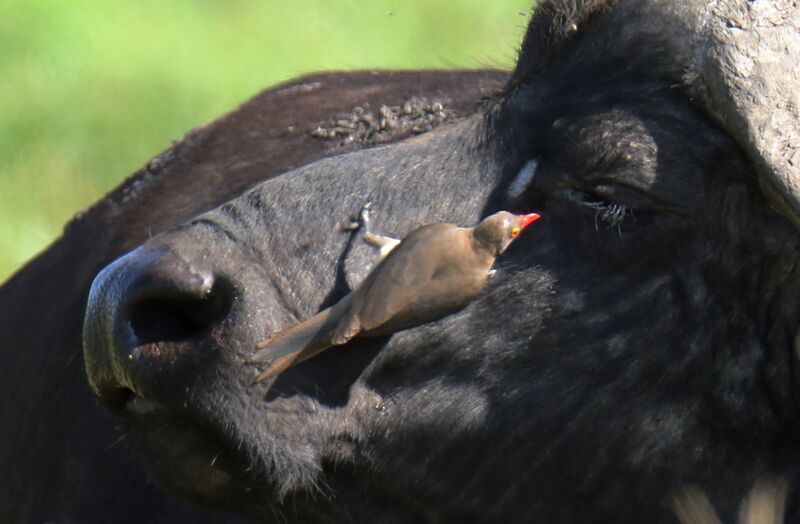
{"left": 511, "top": 226, "right": 521, "bottom": 237}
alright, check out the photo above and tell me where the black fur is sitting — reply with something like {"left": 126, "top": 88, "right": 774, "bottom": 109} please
{"left": 10, "top": 1, "right": 800, "bottom": 522}
{"left": 83, "top": 1, "right": 800, "bottom": 521}
{"left": 0, "top": 70, "right": 507, "bottom": 523}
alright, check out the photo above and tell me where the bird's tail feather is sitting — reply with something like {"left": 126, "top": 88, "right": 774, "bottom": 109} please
{"left": 252, "top": 299, "right": 348, "bottom": 381}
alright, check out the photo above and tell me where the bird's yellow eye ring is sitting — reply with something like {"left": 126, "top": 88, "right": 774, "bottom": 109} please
{"left": 511, "top": 226, "right": 521, "bottom": 237}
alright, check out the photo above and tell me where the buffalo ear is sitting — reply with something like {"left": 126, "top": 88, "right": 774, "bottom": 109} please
{"left": 684, "top": 1, "right": 800, "bottom": 229}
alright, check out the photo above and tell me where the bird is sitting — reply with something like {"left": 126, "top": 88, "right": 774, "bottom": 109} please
{"left": 251, "top": 209, "right": 541, "bottom": 381}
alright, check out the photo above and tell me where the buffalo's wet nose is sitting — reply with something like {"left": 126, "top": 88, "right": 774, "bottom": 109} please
{"left": 83, "top": 246, "right": 233, "bottom": 410}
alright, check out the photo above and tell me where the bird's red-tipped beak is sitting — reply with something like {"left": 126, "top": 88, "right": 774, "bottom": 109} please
{"left": 519, "top": 212, "right": 541, "bottom": 230}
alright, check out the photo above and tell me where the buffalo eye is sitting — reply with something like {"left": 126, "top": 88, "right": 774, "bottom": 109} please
{"left": 553, "top": 183, "right": 659, "bottom": 234}
{"left": 579, "top": 194, "right": 634, "bottom": 230}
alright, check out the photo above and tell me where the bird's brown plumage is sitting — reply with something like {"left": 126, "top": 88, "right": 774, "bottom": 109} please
{"left": 252, "top": 210, "right": 540, "bottom": 381}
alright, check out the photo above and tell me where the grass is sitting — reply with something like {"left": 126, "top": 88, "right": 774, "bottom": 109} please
{"left": 0, "top": 0, "right": 532, "bottom": 284}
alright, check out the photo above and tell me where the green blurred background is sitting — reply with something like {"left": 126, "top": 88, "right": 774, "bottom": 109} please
{"left": 0, "top": 0, "right": 532, "bottom": 284}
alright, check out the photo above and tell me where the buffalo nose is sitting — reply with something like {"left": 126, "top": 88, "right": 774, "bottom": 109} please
{"left": 83, "top": 246, "right": 233, "bottom": 410}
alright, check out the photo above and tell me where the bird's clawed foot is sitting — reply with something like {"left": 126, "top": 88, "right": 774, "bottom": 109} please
{"left": 343, "top": 203, "right": 400, "bottom": 260}
{"left": 343, "top": 202, "right": 373, "bottom": 231}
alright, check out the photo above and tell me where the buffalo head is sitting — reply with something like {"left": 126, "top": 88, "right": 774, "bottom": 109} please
{"left": 79, "top": 1, "right": 800, "bottom": 522}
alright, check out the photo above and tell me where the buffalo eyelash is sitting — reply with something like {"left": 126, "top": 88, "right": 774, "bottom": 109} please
{"left": 582, "top": 199, "right": 633, "bottom": 230}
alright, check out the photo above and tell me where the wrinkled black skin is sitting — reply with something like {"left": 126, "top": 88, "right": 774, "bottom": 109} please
{"left": 11, "top": 0, "right": 800, "bottom": 522}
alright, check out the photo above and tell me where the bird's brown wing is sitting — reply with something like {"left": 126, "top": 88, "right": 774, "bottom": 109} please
{"left": 351, "top": 223, "right": 473, "bottom": 333}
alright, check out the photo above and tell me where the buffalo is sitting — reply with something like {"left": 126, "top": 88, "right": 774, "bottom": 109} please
{"left": 3, "top": 0, "right": 800, "bottom": 522}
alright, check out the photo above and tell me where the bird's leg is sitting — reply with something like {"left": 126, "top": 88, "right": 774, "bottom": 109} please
{"left": 359, "top": 204, "right": 401, "bottom": 260}
{"left": 343, "top": 203, "right": 401, "bottom": 261}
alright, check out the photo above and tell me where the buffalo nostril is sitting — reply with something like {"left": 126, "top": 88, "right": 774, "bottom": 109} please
{"left": 84, "top": 246, "right": 237, "bottom": 406}
{"left": 127, "top": 282, "right": 232, "bottom": 345}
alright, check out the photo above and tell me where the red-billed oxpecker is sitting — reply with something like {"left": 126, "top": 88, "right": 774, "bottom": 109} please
{"left": 252, "top": 210, "right": 541, "bottom": 381}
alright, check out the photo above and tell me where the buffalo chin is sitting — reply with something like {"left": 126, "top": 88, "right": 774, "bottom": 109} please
{"left": 120, "top": 408, "right": 267, "bottom": 514}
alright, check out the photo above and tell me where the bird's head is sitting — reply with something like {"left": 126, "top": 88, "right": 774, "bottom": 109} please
{"left": 472, "top": 211, "right": 541, "bottom": 256}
